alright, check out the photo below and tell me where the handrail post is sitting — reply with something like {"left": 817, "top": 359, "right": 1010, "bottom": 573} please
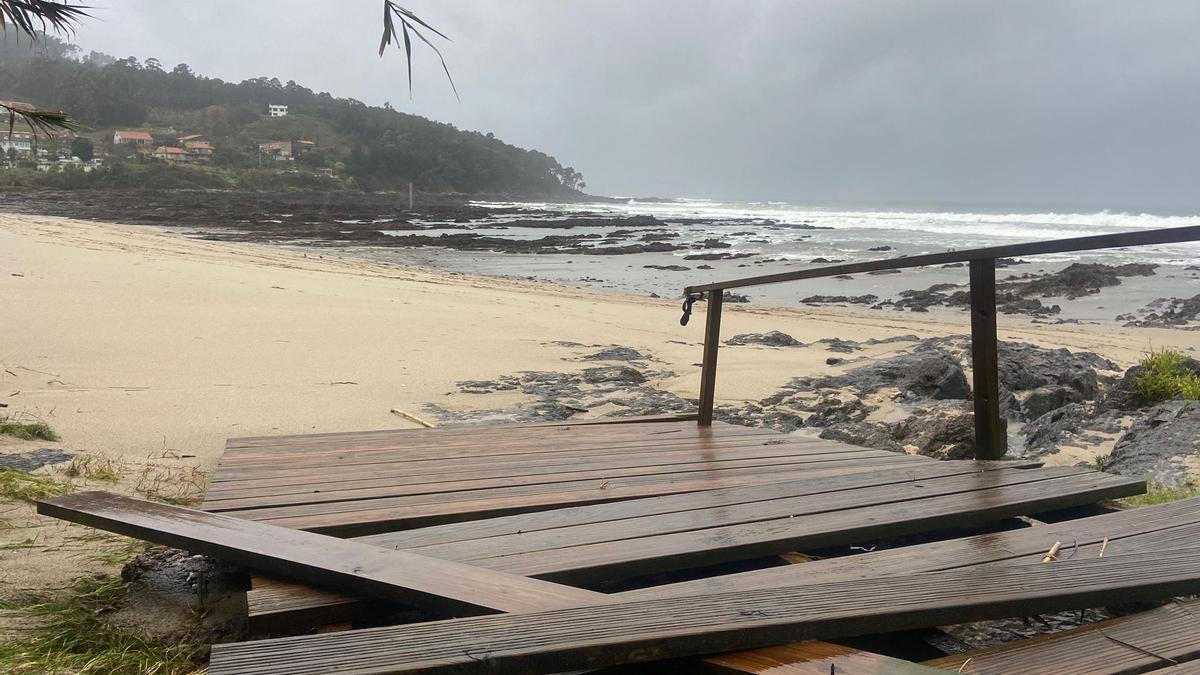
{"left": 697, "top": 291, "right": 723, "bottom": 426}
{"left": 969, "top": 258, "right": 1006, "bottom": 459}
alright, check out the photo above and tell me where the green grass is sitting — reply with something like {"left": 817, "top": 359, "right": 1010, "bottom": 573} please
{"left": 1121, "top": 484, "right": 1200, "bottom": 507}
{"left": 0, "top": 469, "right": 69, "bottom": 502}
{"left": 1134, "top": 349, "right": 1200, "bottom": 403}
{"left": 0, "top": 577, "right": 202, "bottom": 675}
{"left": 0, "top": 417, "right": 59, "bottom": 441}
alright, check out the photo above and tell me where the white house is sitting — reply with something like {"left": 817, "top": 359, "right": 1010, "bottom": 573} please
{"left": 113, "top": 130, "right": 154, "bottom": 147}
{"left": 268, "top": 104, "right": 289, "bottom": 117}
{"left": 0, "top": 131, "right": 34, "bottom": 156}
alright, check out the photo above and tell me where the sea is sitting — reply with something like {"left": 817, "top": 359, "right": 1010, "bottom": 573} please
{"left": 378, "top": 199, "right": 1200, "bottom": 321}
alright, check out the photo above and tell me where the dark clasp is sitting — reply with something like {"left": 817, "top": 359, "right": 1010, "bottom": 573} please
{"left": 679, "top": 293, "right": 702, "bottom": 326}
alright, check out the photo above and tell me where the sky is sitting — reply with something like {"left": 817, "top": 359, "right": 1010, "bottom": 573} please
{"left": 64, "top": 1, "right": 1200, "bottom": 211}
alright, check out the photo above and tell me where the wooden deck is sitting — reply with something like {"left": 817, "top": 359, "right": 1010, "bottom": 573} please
{"left": 39, "top": 417, "right": 1200, "bottom": 674}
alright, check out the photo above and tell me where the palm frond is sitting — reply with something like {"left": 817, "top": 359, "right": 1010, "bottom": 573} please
{"left": 0, "top": 0, "right": 90, "bottom": 40}
{"left": 3, "top": 102, "right": 77, "bottom": 139}
{"left": 379, "top": 1, "right": 458, "bottom": 101}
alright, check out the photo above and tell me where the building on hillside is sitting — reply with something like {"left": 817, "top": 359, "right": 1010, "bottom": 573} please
{"left": 184, "top": 140, "right": 214, "bottom": 159}
{"left": 258, "top": 140, "right": 292, "bottom": 161}
{"left": 0, "top": 131, "right": 34, "bottom": 157}
{"left": 178, "top": 134, "right": 206, "bottom": 143}
{"left": 153, "top": 145, "right": 191, "bottom": 163}
{"left": 268, "top": 104, "right": 289, "bottom": 117}
{"left": 317, "top": 167, "right": 334, "bottom": 177}
{"left": 113, "top": 130, "right": 154, "bottom": 147}
{"left": 293, "top": 139, "right": 316, "bottom": 155}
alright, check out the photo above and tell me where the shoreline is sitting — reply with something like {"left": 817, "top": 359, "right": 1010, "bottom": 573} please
{"left": 1, "top": 211, "right": 1196, "bottom": 599}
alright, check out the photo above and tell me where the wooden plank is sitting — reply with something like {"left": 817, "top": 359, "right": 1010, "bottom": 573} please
{"left": 701, "top": 642, "right": 950, "bottom": 674}
{"left": 245, "top": 463, "right": 1128, "bottom": 629}
{"left": 969, "top": 258, "right": 1005, "bottom": 460}
{"left": 627, "top": 496, "right": 1200, "bottom": 601}
{"left": 925, "top": 599, "right": 1200, "bottom": 674}
{"left": 221, "top": 455, "right": 936, "bottom": 535}
{"left": 207, "top": 547, "right": 1200, "bottom": 674}
{"left": 214, "top": 427, "right": 791, "bottom": 472}
{"left": 35, "top": 491, "right": 598, "bottom": 616}
{"left": 698, "top": 290, "right": 723, "bottom": 426}
{"left": 684, "top": 225, "right": 1200, "bottom": 293}
{"left": 202, "top": 448, "right": 903, "bottom": 510}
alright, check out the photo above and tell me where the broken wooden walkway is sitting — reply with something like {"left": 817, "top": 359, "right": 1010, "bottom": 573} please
{"left": 37, "top": 418, "right": 1200, "bottom": 674}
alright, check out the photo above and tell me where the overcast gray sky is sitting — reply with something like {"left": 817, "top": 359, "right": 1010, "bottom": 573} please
{"left": 68, "top": 1, "right": 1200, "bottom": 211}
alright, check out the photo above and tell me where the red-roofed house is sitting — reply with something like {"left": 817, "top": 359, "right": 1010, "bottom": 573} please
{"left": 184, "top": 141, "right": 214, "bottom": 158}
{"left": 152, "top": 145, "right": 190, "bottom": 163}
{"left": 113, "top": 130, "right": 154, "bottom": 147}
{"left": 178, "top": 134, "right": 206, "bottom": 143}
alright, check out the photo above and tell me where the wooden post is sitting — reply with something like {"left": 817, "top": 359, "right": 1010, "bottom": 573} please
{"left": 697, "top": 292, "right": 723, "bottom": 426}
{"left": 969, "top": 258, "right": 1006, "bottom": 459}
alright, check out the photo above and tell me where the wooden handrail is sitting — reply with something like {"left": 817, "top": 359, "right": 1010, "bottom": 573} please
{"left": 684, "top": 225, "right": 1200, "bottom": 460}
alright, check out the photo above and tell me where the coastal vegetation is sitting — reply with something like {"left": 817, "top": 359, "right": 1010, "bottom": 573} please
{"left": 0, "top": 576, "right": 202, "bottom": 675}
{"left": 0, "top": 34, "right": 585, "bottom": 195}
{"left": 0, "top": 416, "right": 58, "bottom": 441}
{"left": 1134, "top": 349, "right": 1200, "bottom": 402}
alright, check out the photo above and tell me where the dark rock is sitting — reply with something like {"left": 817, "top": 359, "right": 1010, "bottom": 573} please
{"left": 1022, "top": 403, "right": 1091, "bottom": 456}
{"left": 893, "top": 406, "right": 980, "bottom": 459}
{"left": 1021, "top": 386, "right": 1087, "bottom": 421}
{"left": 581, "top": 366, "right": 647, "bottom": 385}
{"left": 868, "top": 245, "right": 894, "bottom": 252}
{"left": 826, "top": 357, "right": 844, "bottom": 366}
{"left": 722, "top": 291, "right": 751, "bottom": 303}
{"left": 994, "top": 257, "right": 1030, "bottom": 268}
{"left": 696, "top": 238, "right": 732, "bottom": 249}
{"left": 834, "top": 275, "right": 854, "bottom": 280}
{"left": 1107, "top": 401, "right": 1200, "bottom": 487}
{"left": 582, "top": 346, "right": 651, "bottom": 362}
{"left": 804, "top": 396, "right": 872, "bottom": 427}
{"left": 1123, "top": 294, "right": 1200, "bottom": 327}
{"left": 864, "top": 335, "right": 921, "bottom": 345}
{"left": 819, "top": 338, "right": 862, "bottom": 353}
{"left": 643, "top": 264, "right": 689, "bottom": 271}
{"left": 457, "top": 379, "right": 519, "bottom": 394}
{"left": 726, "top": 331, "right": 804, "bottom": 347}
{"left": 1010, "top": 262, "right": 1158, "bottom": 299}
{"left": 1097, "top": 357, "right": 1200, "bottom": 413}
{"left": 800, "top": 294, "right": 879, "bottom": 305}
{"left": 815, "top": 348, "right": 970, "bottom": 400}
{"left": 683, "top": 252, "right": 756, "bottom": 261}
{"left": 0, "top": 447, "right": 74, "bottom": 471}
{"left": 996, "top": 342, "right": 1118, "bottom": 400}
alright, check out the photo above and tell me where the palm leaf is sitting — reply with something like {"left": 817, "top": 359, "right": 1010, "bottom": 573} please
{"left": 2, "top": 102, "right": 77, "bottom": 138}
{"left": 379, "top": 1, "right": 458, "bottom": 100}
{"left": 0, "top": 0, "right": 90, "bottom": 40}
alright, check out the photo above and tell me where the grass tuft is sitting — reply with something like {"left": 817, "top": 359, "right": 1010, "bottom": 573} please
{"left": 64, "top": 456, "right": 121, "bottom": 484}
{"left": 0, "top": 417, "right": 59, "bottom": 442}
{"left": 0, "top": 468, "right": 70, "bottom": 502}
{"left": 1121, "top": 484, "right": 1200, "bottom": 507}
{"left": 1092, "top": 454, "right": 1112, "bottom": 472}
{"left": 1134, "top": 349, "right": 1200, "bottom": 403}
{"left": 0, "top": 576, "right": 202, "bottom": 675}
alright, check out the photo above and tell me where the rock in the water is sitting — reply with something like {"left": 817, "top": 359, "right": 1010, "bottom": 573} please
{"left": 800, "top": 294, "right": 879, "bottom": 305}
{"left": 581, "top": 365, "right": 647, "bottom": 385}
{"left": 725, "top": 331, "right": 804, "bottom": 347}
{"left": 1107, "top": 401, "right": 1200, "bottom": 487}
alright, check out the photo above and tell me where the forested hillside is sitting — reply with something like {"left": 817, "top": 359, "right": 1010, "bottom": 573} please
{"left": 0, "top": 35, "right": 585, "bottom": 195}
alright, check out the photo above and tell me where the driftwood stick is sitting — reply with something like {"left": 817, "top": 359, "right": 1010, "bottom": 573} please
{"left": 390, "top": 408, "right": 436, "bottom": 428}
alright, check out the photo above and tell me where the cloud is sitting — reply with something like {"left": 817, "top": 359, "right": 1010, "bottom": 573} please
{"left": 68, "top": 0, "right": 1200, "bottom": 210}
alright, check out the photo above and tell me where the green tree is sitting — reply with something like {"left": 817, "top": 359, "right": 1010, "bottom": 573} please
{"left": 70, "top": 136, "right": 93, "bottom": 162}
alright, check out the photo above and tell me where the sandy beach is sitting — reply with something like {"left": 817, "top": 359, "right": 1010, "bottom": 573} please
{"left": 1, "top": 212, "right": 1196, "bottom": 599}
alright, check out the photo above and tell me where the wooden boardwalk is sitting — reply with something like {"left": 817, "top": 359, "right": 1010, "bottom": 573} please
{"left": 39, "top": 418, "right": 1200, "bottom": 674}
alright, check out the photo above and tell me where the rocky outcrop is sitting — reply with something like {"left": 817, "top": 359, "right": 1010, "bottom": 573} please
{"left": 1096, "top": 356, "right": 1200, "bottom": 413}
{"left": 726, "top": 331, "right": 804, "bottom": 347}
{"left": 1106, "top": 402, "right": 1200, "bottom": 487}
